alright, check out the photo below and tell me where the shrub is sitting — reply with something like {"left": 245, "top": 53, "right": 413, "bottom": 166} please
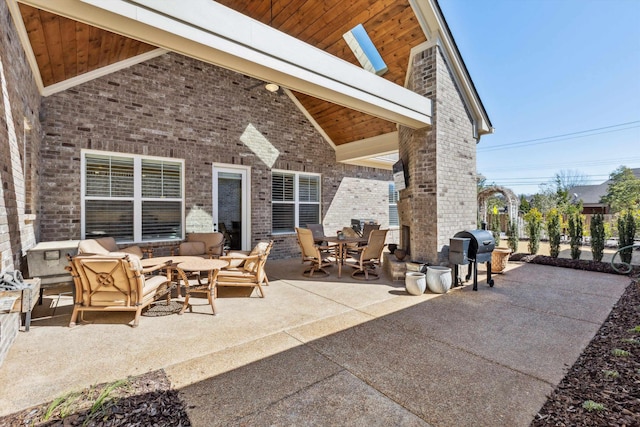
{"left": 507, "top": 218, "right": 519, "bottom": 253}
{"left": 568, "top": 211, "right": 583, "bottom": 260}
{"left": 546, "top": 209, "right": 561, "bottom": 258}
{"left": 524, "top": 208, "right": 543, "bottom": 254}
{"left": 489, "top": 213, "right": 501, "bottom": 247}
{"left": 590, "top": 213, "right": 605, "bottom": 262}
{"left": 617, "top": 211, "right": 637, "bottom": 264}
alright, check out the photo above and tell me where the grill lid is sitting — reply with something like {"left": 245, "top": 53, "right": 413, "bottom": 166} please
{"left": 453, "top": 230, "right": 495, "bottom": 257}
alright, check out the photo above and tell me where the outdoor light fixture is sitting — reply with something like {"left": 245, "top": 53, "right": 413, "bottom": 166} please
{"left": 265, "top": 83, "right": 280, "bottom": 92}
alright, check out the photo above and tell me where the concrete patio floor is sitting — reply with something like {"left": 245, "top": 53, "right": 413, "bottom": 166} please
{"left": 0, "top": 259, "right": 632, "bottom": 426}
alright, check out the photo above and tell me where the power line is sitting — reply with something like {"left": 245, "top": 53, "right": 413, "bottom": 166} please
{"left": 482, "top": 157, "right": 640, "bottom": 173}
{"left": 478, "top": 121, "right": 640, "bottom": 152}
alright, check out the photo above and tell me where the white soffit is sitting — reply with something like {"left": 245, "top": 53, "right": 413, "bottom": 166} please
{"left": 17, "top": 0, "right": 432, "bottom": 129}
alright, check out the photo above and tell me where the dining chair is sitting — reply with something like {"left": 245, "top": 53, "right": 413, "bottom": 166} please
{"left": 296, "top": 227, "right": 336, "bottom": 277}
{"left": 307, "top": 223, "right": 336, "bottom": 256}
{"left": 346, "top": 229, "right": 388, "bottom": 280}
{"left": 361, "top": 223, "right": 381, "bottom": 240}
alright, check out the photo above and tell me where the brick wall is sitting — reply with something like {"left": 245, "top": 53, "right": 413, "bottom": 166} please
{"left": 0, "top": 2, "right": 42, "bottom": 272}
{"left": 0, "top": 0, "right": 43, "bottom": 366}
{"left": 39, "top": 53, "right": 392, "bottom": 259}
{"left": 399, "top": 45, "right": 477, "bottom": 264}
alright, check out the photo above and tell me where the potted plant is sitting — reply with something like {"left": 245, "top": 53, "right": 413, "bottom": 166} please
{"left": 491, "top": 247, "right": 511, "bottom": 273}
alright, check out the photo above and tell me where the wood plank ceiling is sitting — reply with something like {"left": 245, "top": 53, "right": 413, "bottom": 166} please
{"left": 18, "top": 0, "right": 427, "bottom": 146}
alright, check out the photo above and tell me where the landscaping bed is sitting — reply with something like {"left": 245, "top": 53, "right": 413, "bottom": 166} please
{"left": 531, "top": 279, "right": 639, "bottom": 426}
{"left": 513, "top": 251, "right": 639, "bottom": 426}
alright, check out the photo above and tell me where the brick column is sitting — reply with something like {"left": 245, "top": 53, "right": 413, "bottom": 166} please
{"left": 398, "top": 45, "right": 477, "bottom": 264}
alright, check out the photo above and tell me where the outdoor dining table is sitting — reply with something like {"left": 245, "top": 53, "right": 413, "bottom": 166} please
{"left": 319, "top": 235, "right": 368, "bottom": 278}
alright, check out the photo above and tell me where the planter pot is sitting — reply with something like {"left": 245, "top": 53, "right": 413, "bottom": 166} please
{"left": 405, "top": 272, "right": 426, "bottom": 295}
{"left": 491, "top": 247, "right": 512, "bottom": 273}
{"left": 394, "top": 249, "right": 407, "bottom": 261}
{"left": 426, "top": 266, "right": 452, "bottom": 294}
{"left": 387, "top": 244, "right": 398, "bottom": 254}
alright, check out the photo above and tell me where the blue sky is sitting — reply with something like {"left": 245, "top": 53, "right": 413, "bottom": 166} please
{"left": 438, "top": 0, "right": 640, "bottom": 195}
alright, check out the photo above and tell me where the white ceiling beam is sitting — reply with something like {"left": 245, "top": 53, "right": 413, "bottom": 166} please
{"left": 335, "top": 132, "right": 398, "bottom": 168}
{"left": 17, "top": 0, "right": 432, "bottom": 129}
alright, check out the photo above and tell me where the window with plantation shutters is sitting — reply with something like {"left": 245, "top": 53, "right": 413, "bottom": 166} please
{"left": 82, "top": 151, "right": 184, "bottom": 243}
{"left": 272, "top": 171, "right": 320, "bottom": 233}
{"left": 389, "top": 182, "right": 399, "bottom": 226}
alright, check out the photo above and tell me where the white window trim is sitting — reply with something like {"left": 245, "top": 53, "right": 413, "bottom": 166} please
{"left": 81, "top": 149, "right": 185, "bottom": 243}
{"left": 271, "top": 170, "right": 322, "bottom": 235}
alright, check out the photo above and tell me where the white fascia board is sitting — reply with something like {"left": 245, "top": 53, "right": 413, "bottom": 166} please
{"left": 21, "top": 0, "right": 430, "bottom": 128}
{"left": 125, "top": 0, "right": 417, "bottom": 113}
{"left": 7, "top": 0, "right": 45, "bottom": 93}
{"left": 409, "top": 0, "right": 493, "bottom": 135}
{"left": 41, "top": 48, "right": 168, "bottom": 96}
{"left": 335, "top": 132, "right": 398, "bottom": 163}
{"left": 285, "top": 89, "right": 336, "bottom": 149}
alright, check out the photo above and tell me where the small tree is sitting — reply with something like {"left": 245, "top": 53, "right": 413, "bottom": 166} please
{"left": 519, "top": 195, "right": 531, "bottom": 215}
{"left": 524, "top": 208, "right": 543, "bottom": 254}
{"left": 617, "top": 211, "right": 637, "bottom": 264}
{"left": 601, "top": 166, "right": 640, "bottom": 213}
{"left": 590, "top": 213, "right": 605, "bottom": 262}
{"left": 490, "top": 213, "right": 501, "bottom": 247}
{"left": 507, "top": 218, "right": 519, "bottom": 253}
{"left": 546, "top": 208, "right": 561, "bottom": 258}
{"left": 567, "top": 210, "right": 584, "bottom": 260}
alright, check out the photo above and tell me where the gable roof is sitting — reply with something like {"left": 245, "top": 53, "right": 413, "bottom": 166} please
{"left": 571, "top": 168, "right": 640, "bottom": 206}
{"left": 7, "top": 0, "right": 492, "bottom": 168}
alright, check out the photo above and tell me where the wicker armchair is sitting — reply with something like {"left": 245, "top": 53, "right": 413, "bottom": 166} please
{"left": 217, "top": 241, "right": 273, "bottom": 298}
{"left": 66, "top": 254, "right": 170, "bottom": 327}
{"left": 173, "top": 232, "right": 225, "bottom": 258}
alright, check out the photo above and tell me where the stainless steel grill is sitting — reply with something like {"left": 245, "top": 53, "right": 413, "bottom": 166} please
{"left": 450, "top": 230, "right": 495, "bottom": 291}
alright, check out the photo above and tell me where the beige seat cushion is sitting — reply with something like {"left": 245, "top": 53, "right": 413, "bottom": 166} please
{"left": 78, "top": 238, "right": 144, "bottom": 258}
{"left": 179, "top": 241, "right": 206, "bottom": 256}
{"left": 120, "top": 245, "right": 144, "bottom": 258}
{"left": 244, "top": 241, "right": 270, "bottom": 272}
{"left": 78, "top": 239, "right": 111, "bottom": 255}
{"left": 224, "top": 251, "right": 249, "bottom": 269}
{"left": 217, "top": 269, "right": 257, "bottom": 283}
{"left": 95, "top": 237, "right": 119, "bottom": 252}
{"left": 187, "top": 233, "right": 225, "bottom": 256}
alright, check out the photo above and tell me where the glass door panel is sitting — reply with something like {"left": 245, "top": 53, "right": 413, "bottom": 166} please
{"left": 212, "top": 165, "right": 250, "bottom": 251}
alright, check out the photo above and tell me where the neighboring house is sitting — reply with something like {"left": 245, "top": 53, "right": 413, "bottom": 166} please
{"left": 571, "top": 168, "right": 640, "bottom": 214}
{"left": 1, "top": 0, "right": 492, "bottom": 270}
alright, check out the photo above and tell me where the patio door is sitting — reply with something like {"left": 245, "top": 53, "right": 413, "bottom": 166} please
{"left": 212, "top": 164, "right": 251, "bottom": 251}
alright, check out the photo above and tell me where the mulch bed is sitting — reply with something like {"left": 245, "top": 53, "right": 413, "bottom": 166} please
{"left": 510, "top": 253, "right": 640, "bottom": 276}
{"left": 0, "top": 370, "right": 190, "bottom": 426}
{"left": 531, "top": 279, "right": 640, "bottom": 426}
{"left": 516, "top": 253, "right": 640, "bottom": 426}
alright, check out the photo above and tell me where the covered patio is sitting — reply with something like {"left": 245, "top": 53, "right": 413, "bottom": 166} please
{"left": 0, "top": 261, "right": 630, "bottom": 425}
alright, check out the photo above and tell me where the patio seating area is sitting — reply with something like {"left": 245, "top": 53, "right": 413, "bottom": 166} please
{"left": 0, "top": 260, "right": 631, "bottom": 425}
